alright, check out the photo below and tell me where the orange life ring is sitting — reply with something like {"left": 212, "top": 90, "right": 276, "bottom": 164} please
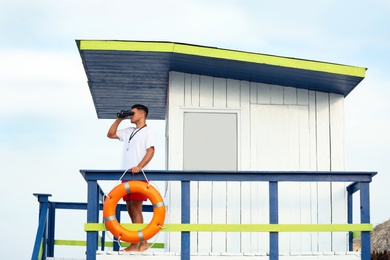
{"left": 103, "top": 180, "right": 166, "bottom": 243}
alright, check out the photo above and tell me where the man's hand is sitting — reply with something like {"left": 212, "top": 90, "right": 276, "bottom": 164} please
{"left": 130, "top": 166, "right": 141, "bottom": 174}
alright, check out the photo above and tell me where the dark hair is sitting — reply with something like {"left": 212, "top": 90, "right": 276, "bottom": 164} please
{"left": 132, "top": 104, "right": 149, "bottom": 117}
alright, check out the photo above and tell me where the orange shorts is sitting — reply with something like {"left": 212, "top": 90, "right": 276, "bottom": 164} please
{"left": 121, "top": 180, "right": 148, "bottom": 201}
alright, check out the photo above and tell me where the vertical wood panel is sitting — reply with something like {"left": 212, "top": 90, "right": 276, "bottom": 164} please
{"left": 197, "top": 181, "right": 212, "bottom": 252}
{"left": 199, "top": 75, "right": 213, "bottom": 107}
{"left": 298, "top": 104, "right": 312, "bottom": 252}
{"left": 226, "top": 79, "right": 240, "bottom": 108}
{"left": 329, "top": 94, "right": 345, "bottom": 170}
{"left": 226, "top": 79, "right": 242, "bottom": 253}
{"left": 240, "top": 81, "right": 250, "bottom": 170}
{"left": 270, "top": 85, "right": 283, "bottom": 104}
{"left": 211, "top": 182, "right": 227, "bottom": 252}
{"left": 226, "top": 181, "right": 241, "bottom": 253}
{"left": 250, "top": 82, "right": 258, "bottom": 104}
{"left": 316, "top": 91, "right": 332, "bottom": 252}
{"left": 308, "top": 90, "right": 319, "bottom": 251}
{"left": 284, "top": 87, "right": 297, "bottom": 105}
{"left": 258, "top": 83, "right": 271, "bottom": 104}
{"left": 169, "top": 72, "right": 185, "bottom": 108}
{"left": 184, "top": 73, "right": 192, "bottom": 107}
{"left": 213, "top": 77, "right": 227, "bottom": 108}
{"left": 190, "top": 181, "right": 198, "bottom": 252}
{"left": 297, "top": 89, "right": 309, "bottom": 105}
{"left": 249, "top": 106, "right": 261, "bottom": 251}
{"left": 329, "top": 93, "right": 346, "bottom": 251}
{"left": 191, "top": 74, "right": 200, "bottom": 107}
{"left": 167, "top": 72, "right": 185, "bottom": 252}
{"left": 239, "top": 80, "right": 252, "bottom": 252}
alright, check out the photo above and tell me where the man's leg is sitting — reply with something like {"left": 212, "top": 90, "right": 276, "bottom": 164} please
{"left": 124, "top": 200, "right": 149, "bottom": 251}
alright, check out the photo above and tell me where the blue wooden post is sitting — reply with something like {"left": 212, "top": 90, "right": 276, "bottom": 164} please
{"left": 360, "top": 182, "right": 370, "bottom": 260}
{"left": 347, "top": 188, "right": 353, "bottom": 251}
{"left": 47, "top": 202, "right": 56, "bottom": 257}
{"left": 32, "top": 193, "right": 52, "bottom": 260}
{"left": 86, "top": 180, "right": 99, "bottom": 260}
{"left": 346, "top": 182, "right": 363, "bottom": 252}
{"left": 181, "top": 181, "right": 190, "bottom": 260}
{"left": 269, "top": 181, "right": 279, "bottom": 260}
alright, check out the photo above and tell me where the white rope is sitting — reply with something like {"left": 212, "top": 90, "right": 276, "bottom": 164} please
{"left": 146, "top": 180, "right": 171, "bottom": 230}
{"left": 117, "top": 168, "right": 129, "bottom": 183}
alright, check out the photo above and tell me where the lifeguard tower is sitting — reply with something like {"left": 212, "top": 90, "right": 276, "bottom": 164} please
{"left": 33, "top": 40, "right": 376, "bottom": 260}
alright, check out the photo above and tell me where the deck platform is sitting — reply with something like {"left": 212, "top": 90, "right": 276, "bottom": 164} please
{"left": 47, "top": 251, "right": 361, "bottom": 260}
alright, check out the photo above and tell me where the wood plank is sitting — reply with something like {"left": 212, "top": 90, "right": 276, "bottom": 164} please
{"left": 297, "top": 89, "right": 309, "bottom": 106}
{"left": 166, "top": 182, "right": 181, "bottom": 252}
{"left": 298, "top": 104, "right": 312, "bottom": 252}
{"left": 308, "top": 90, "right": 318, "bottom": 251}
{"left": 329, "top": 93, "right": 346, "bottom": 251}
{"left": 190, "top": 181, "right": 199, "bottom": 252}
{"left": 226, "top": 182, "right": 241, "bottom": 253}
{"left": 250, "top": 81, "right": 257, "bottom": 104}
{"left": 258, "top": 83, "right": 271, "bottom": 105}
{"left": 166, "top": 71, "right": 186, "bottom": 251}
{"left": 270, "top": 85, "right": 283, "bottom": 104}
{"left": 226, "top": 79, "right": 240, "bottom": 108}
{"left": 212, "top": 181, "right": 227, "bottom": 252}
{"left": 191, "top": 74, "right": 200, "bottom": 107}
{"left": 213, "top": 77, "right": 227, "bottom": 108}
{"left": 169, "top": 72, "right": 185, "bottom": 107}
{"left": 240, "top": 80, "right": 251, "bottom": 170}
{"left": 315, "top": 91, "right": 332, "bottom": 252}
{"left": 283, "top": 87, "right": 297, "bottom": 105}
{"left": 240, "top": 180, "right": 252, "bottom": 252}
{"left": 184, "top": 73, "right": 192, "bottom": 107}
{"left": 197, "top": 182, "right": 212, "bottom": 252}
{"left": 199, "top": 75, "right": 213, "bottom": 107}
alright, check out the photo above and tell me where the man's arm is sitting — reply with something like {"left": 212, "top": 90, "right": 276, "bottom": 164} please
{"left": 130, "top": 146, "right": 155, "bottom": 174}
{"left": 107, "top": 118, "right": 125, "bottom": 139}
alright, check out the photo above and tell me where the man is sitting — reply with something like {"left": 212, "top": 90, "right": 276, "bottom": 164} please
{"left": 107, "top": 104, "right": 155, "bottom": 252}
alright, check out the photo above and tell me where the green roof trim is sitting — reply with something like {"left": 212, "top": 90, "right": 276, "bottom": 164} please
{"left": 79, "top": 40, "right": 366, "bottom": 78}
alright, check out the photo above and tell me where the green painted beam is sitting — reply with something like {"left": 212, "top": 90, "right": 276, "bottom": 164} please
{"left": 54, "top": 239, "right": 164, "bottom": 248}
{"left": 84, "top": 223, "right": 373, "bottom": 232}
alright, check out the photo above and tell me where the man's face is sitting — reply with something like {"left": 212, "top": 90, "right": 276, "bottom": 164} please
{"left": 130, "top": 108, "right": 144, "bottom": 123}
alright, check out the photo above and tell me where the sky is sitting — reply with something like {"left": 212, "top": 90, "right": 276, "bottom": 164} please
{"left": 1, "top": 0, "right": 390, "bottom": 259}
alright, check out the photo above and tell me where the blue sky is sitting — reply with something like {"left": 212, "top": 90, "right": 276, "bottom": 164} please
{"left": 1, "top": 0, "right": 390, "bottom": 259}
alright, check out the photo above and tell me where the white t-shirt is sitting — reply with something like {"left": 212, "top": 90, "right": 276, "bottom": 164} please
{"left": 116, "top": 126, "right": 155, "bottom": 170}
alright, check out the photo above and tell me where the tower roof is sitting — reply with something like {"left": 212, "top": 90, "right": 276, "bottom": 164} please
{"left": 77, "top": 40, "right": 366, "bottom": 120}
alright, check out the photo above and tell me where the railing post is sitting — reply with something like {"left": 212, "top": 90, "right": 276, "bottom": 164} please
{"left": 269, "top": 181, "right": 279, "bottom": 260}
{"left": 32, "top": 193, "right": 52, "bottom": 260}
{"left": 347, "top": 184, "right": 354, "bottom": 251}
{"left": 181, "top": 180, "right": 190, "bottom": 260}
{"left": 360, "top": 182, "right": 371, "bottom": 260}
{"left": 86, "top": 180, "right": 99, "bottom": 260}
{"left": 47, "top": 202, "right": 56, "bottom": 257}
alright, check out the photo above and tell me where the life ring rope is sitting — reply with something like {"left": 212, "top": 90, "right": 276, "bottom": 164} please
{"left": 103, "top": 179, "right": 166, "bottom": 243}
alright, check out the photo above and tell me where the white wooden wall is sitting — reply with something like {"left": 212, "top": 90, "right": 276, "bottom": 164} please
{"left": 165, "top": 71, "right": 346, "bottom": 254}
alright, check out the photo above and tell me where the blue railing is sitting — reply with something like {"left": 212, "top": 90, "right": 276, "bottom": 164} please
{"left": 31, "top": 192, "right": 155, "bottom": 260}
{"left": 80, "top": 170, "right": 376, "bottom": 260}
